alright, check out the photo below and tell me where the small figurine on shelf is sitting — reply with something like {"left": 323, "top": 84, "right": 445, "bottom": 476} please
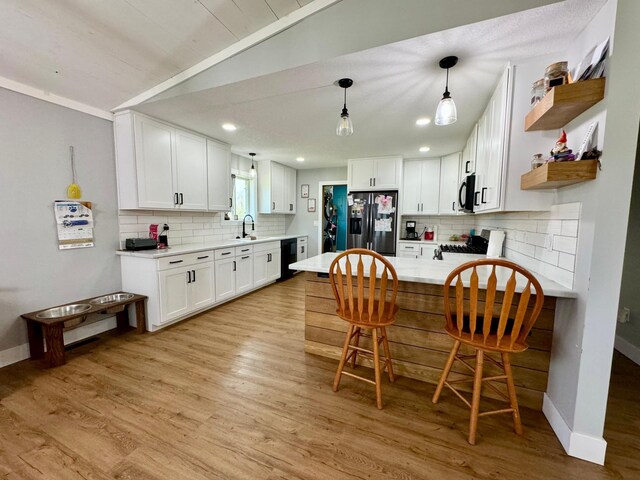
{"left": 549, "top": 130, "right": 576, "bottom": 162}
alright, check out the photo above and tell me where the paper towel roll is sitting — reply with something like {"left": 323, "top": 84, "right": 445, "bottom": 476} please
{"left": 487, "top": 230, "right": 505, "bottom": 258}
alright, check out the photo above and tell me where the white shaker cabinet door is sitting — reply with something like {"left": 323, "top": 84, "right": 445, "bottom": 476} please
{"left": 215, "top": 257, "right": 236, "bottom": 302}
{"left": 207, "top": 140, "right": 232, "bottom": 211}
{"left": 236, "top": 254, "right": 254, "bottom": 294}
{"left": 419, "top": 158, "right": 441, "bottom": 214}
{"left": 348, "top": 159, "right": 376, "bottom": 190}
{"left": 373, "top": 157, "right": 401, "bottom": 189}
{"left": 267, "top": 249, "right": 282, "bottom": 282}
{"left": 285, "top": 166, "right": 297, "bottom": 213}
{"left": 190, "top": 263, "right": 215, "bottom": 310}
{"left": 175, "top": 130, "right": 208, "bottom": 210}
{"left": 439, "top": 153, "right": 461, "bottom": 215}
{"left": 253, "top": 251, "right": 270, "bottom": 287}
{"left": 158, "top": 267, "right": 190, "bottom": 324}
{"left": 134, "top": 116, "right": 176, "bottom": 209}
{"left": 401, "top": 160, "right": 423, "bottom": 215}
{"left": 270, "top": 162, "right": 286, "bottom": 213}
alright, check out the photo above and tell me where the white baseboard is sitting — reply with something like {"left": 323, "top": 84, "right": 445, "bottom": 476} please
{"left": 614, "top": 334, "right": 640, "bottom": 366}
{"left": 542, "top": 393, "right": 607, "bottom": 465}
{"left": 0, "top": 342, "right": 31, "bottom": 368}
{"left": 0, "top": 316, "right": 117, "bottom": 369}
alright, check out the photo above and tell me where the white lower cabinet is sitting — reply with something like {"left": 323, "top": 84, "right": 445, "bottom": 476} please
{"left": 254, "top": 241, "right": 281, "bottom": 287}
{"left": 236, "top": 253, "right": 254, "bottom": 294}
{"left": 158, "top": 266, "right": 191, "bottom": 323}
{"left": 397, "top": 242, "right": 437, "bottom": 259}
{"left": 214, "top": 256, "right": 236, "bottom": 302}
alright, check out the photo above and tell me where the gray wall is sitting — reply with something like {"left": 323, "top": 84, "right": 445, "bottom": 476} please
{"left": 617, "top": 130, "right": 640, "bottom": 352}
{"left": 0, "top": 88, "right": 121, "bottom": 354}
{"left": 286, "top": 167, "right": 347, "bottom": 258}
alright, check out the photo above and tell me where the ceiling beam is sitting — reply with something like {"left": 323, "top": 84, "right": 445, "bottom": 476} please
{"left": 113, "top": 0, "right": 342, "bottom": 112}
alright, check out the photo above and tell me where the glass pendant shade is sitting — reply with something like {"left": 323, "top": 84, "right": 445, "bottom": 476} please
{"left": 250, "top": 164, "right": 256, "bottom": 177}
{"left": 435, "top": 92, "right": 457, "bottom": 126}
{"left": 336, "top": 110, "right": 354, "bottom": 136}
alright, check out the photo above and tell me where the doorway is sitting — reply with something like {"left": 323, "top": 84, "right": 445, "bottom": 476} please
{"left": 318, "top": 181, "right": 347, "bottom": 254}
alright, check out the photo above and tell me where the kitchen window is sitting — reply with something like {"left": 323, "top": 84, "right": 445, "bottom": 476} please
{"left": 226, "top": 172, "right": 255, "bottom": 221}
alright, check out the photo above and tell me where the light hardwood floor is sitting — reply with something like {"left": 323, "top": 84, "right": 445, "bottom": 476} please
{"left": 0, "top": 275, "right": 638, "bottom": 479}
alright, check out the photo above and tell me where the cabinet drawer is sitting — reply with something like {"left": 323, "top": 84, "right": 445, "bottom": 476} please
{"left": 157, "top": 251, "right": 214, "bottom": 270}
{"left": 214, "top": 248, "right": 235, "bottom": 260}
{"left": 235, "top": 245, "right": 254, "bottom": 256}
{"left": 253, "top": 241, "right": 281, "bottom": 253}
{"left": 398, "top": 243, "right": 420, "bottom": 253}
{"left": 296, "top": 236, "right": 307, "bottom": 245}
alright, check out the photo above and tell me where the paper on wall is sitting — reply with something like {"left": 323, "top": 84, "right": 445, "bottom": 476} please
{"left": 54, "top": 201, "right": 94, "bottom": 249}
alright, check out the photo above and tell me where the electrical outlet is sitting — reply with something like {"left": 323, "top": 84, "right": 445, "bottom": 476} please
{"left": 545, "top": 234, "right": 554, "bottom": 252}
{"left": 618, "top": 307, "right": 631, "bottom": 324}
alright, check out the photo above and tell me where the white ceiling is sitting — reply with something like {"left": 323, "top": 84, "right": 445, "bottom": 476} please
{"left": 0, "top": 0, "right": 308, "bottom": 110}
{"left": 134, "top": 0, "right": 607, "bottom": 169}
{"left": 1, "top": 0, "right": 606, "bottom": 170}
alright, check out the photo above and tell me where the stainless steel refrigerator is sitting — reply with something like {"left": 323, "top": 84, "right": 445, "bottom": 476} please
{"left": 346, "top": 191, "right": 398, "bottom": 256}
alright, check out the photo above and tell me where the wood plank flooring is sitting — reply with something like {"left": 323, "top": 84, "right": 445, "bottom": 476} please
{"left": 0, "top": 274, "right": 637, "bottom": 479}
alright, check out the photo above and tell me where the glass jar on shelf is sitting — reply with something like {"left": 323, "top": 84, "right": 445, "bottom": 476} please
{"left": 531, "top": 153, "right": 545, "bottom": 170}
{"left": 544, "top": 61, "right": 569, "bottom": 92}
{"left": 530, "top": 78, "right": 545, "bottom": 109}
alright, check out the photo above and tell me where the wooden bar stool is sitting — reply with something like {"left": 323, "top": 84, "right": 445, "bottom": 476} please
{"left": 432, "top": 259, "right": 544, "bottom": 444}
{"left": 329, "top": 249, "right": 399, "bottom": 409}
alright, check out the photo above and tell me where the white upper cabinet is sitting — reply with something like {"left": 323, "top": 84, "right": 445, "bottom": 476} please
{"left": 473, "top": 66, "right": 511, "bottom": 213}
{"left": 401, "top": 158, "right": 440, "bottom": 215}
{"left": 174, "top": 130, "right": 208, "bottom": 210}
{"left": 116, "top": 111, "right": 209, "bottom": 210}
{"left": 439, "top": 152, "right": 461, "bottom": 215}
{"left": 348, "top": 157, "right": 402, "bottom": 190}
{"left": 257, "top": 160, "right": 296, "bottom": 214}
{"left": 461, "top": 124, "right": 477, "bottom": 179}
{"left": 206, "top": 139, "right": 232, "bottom": 211}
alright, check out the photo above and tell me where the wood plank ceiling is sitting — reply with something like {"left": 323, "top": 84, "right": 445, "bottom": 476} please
{"left": 0, "top": 0, "right": 308, "bottom": 110}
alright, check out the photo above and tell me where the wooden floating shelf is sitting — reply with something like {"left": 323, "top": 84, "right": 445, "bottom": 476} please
{"left": 521, "top": 160, "right": 598, "bottom": 190}
{"left": 524, "top": 78, "right": 606, "bottom": 131}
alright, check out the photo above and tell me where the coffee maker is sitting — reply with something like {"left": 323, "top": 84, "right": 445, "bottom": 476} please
{"left": 404, "top": 220, "right": 418, "bottom": 240}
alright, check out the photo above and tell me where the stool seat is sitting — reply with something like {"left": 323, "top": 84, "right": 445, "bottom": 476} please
{"left": 329, "top": 249, "right": 399, "bottom": 409}
{"left": 432, "top": 259, "right": 544, "bottom": 444}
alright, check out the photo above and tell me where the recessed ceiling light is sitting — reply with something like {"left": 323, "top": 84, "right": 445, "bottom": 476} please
{"left": 416, "top": 118, "right": 431, "bottom": 126}
{"left": 419, "top": 146, "right": 430, "bottom": 153}
{"left": 296, "top": 157, "right": 305, "bottom": 162}
{"left": 222, "top": 123, "right": 237, "bottom": 131}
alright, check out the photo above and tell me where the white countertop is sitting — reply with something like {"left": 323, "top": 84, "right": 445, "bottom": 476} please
{"left": 290, "top": 252, "right": 576, "bottom": 298}
{"left": 116, "top": 234, "right": 307, "bottom": 259}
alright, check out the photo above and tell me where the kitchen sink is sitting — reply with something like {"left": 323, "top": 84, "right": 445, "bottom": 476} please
{"left": 236, "top": 236, "right": 270, "bottom": 242}
{"left": 36, "top": 304, "right": 92, "bottom": 319}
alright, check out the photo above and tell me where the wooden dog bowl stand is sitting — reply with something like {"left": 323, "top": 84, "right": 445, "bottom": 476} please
{"left": 21, "top": 293, "right": 147, "bottom": 368}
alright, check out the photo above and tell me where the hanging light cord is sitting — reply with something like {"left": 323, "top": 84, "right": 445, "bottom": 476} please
{"left": 444, "top": 68, "right": 450, "bottom": 94}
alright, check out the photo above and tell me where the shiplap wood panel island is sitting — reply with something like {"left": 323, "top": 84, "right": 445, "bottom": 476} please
{"left": 291, "top": 253, "right": 575, "bottom": 410}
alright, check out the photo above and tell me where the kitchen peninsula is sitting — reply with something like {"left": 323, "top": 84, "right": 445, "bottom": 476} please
{"left": 291, "top": 253, "right": 575, "bottom": 410}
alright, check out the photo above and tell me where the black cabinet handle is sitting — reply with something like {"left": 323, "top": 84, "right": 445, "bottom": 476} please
{"left": 241, "top": 255, "right": 250, "bottom": 260}
{"left": 221, "top": 251, "right": 231, "bottom": 256}
{"left": 179, "top": 193, "right": 184, "bottom": 205}
{"left": 481, "top": 187, "right": 487, "bottom": 204}
{"left": 229, "top": 197, "right": 233, "bottom": 208}
{"left": 290, "top": 203, "right": 293, "bottom": 211}
{"left": 241, "top": 248, "right": 250, "bottom": 252}
{"left": 272, "top": 202, "right": 275, "bottom": 210}
{"left": 301, "top": 246, "right": 304, "bottom": 253}
{"left": 192, "top": 269, "right": 196, "bottom": 282}
{"left": 174, "top": 193, "right": 179, "bottom": 205}
{"left": 373, "top": 178, "right": 376, "bottom": 187}
{"left": 233, "top": 261, "right": 236, "bottom": 271}
{"left": 267, "top": 253, "right": 271, "bottom": 262}
{"left": 197, "top": 255, "right": 209, "bottom": 260}
{"left": 465, "top": 160, "right": 471, "bottom": 173}
{"left": 452, "top": 201, "right": 455, "bottom": 211}
{"left": 187, "top": 271, "right": 191, "bottom": 283}
{"left": 169, "top": 260, "right": 183, "bottom": 264}
{"left": 474, "top": 191, "right": 480, "bottom": 206}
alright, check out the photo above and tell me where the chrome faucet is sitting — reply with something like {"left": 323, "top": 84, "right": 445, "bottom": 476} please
{"left": 242, "top": 214, "right": 255, "bottom": 238}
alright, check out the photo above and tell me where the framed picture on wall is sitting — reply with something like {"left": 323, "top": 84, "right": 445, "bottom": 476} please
{"left": 307, "top": 198, "right": 316, "bottom": 213}
{"left": 301, "top": 184, "right": 310, "bottom": 198}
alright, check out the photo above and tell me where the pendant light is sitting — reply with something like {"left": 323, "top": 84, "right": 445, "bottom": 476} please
{"left": 336, "top": 78, "right": 354, "bottom": 136}
{"left": 435, "top": 56, "right": 458, "bottom": 126}
{"left": 249, "top": 152, "right": 257, "bottom": 177}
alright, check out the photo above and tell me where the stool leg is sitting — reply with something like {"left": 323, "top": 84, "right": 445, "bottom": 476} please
{"left": 43, "top": 324, "right": 65, "bottom": 368}
{"left": 372, "top": 328, "right": 383, "bottom": 409}
{"left": 333, "top": 324, "right": 354, "bottom": 392}
{"left": 380, "top": 327, "right": 395, "bottom": 382}
{"left": 468, "top": 349, "right": 484, "bottom": 445}
{"left": 432, "top": 340, "right": 461, "bottom": 403}
{"left": 351, "top": 327, "right": 361, "bottom": 368}
{"left": 502, "top": 352, "right": 523, "bottom": 435}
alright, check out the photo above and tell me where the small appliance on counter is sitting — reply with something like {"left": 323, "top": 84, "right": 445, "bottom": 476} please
{"left": 439, "top": 229, "right": 492, "bottom": 254}
{"left": 402, "top": 220, "right": 419, "bottom": 240}
{"left": 125, "top": 238, "right": 158, "bottom": 251}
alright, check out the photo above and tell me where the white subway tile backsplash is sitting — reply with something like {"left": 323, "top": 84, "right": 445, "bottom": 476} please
{"left": 561, "top": 220, "right": 579, "bottom": 237}
{"left": 558, "top": 252, "right": 576, "bottom": 272}
{"left": 525, "top": 232, "right": 547, "bottom": 247}
{"left": 534, "top": 246, "right": 559, "bottom": 266}
{"left": 553, "top": 235, "right": 578, "bottom": 254}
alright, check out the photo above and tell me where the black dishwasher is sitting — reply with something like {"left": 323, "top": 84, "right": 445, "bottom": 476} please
{"left": 279, "top": 238, "right": 298, "bottom": 281}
